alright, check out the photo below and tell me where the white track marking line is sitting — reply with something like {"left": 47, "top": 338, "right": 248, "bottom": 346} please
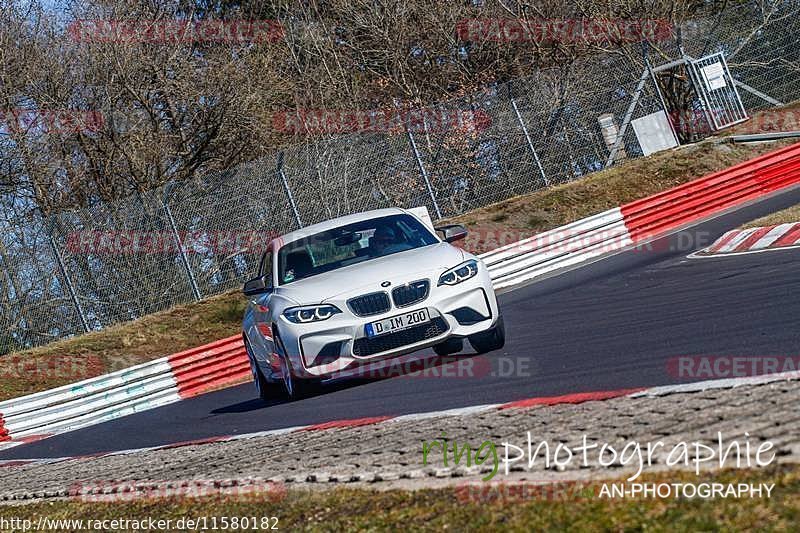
{"left": 688, "top": 241, "right": 800, "bottom": 259}
{"left": 390, "top": 404, "right": 501, "bottom": 423}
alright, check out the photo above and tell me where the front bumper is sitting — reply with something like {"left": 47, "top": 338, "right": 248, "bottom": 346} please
{"left": 279, "top": 268, "right": 499, "bottom": 377}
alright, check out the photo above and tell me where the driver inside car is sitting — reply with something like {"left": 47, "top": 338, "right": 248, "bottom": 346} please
{"left": 369, "top": 224, "right": 412, "bottom": 257}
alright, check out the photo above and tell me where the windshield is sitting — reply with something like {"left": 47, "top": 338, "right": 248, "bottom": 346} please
{"left": 277, "top": 214, "right": 439, "bottom": 285}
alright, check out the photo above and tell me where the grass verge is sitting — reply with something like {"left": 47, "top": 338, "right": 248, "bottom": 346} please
{"left": 0, "top": 290, "right": 246, "bottom": 402}
{"left": 2, "top": 105, "right": 798, "bottom": 402}
{"left": 739, "top": 203, "right": 800, "bottom": 229}
{"left": 2, "top": 465, "right": 798, "bottom": 531}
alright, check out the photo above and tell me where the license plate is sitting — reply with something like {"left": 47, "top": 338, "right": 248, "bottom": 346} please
{"left": 365, "top": 308, "right": 431, "bottom": 338}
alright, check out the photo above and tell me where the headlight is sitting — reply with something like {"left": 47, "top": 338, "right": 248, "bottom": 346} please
{"left": 438, "top": 259, "right": 479, "bottom": 286}
{"left": 283, "top": 304, "right": 342, "bottom": 323}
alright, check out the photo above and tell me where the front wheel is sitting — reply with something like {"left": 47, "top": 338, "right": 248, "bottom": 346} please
{"left": 245, "top": 337, "right": 283, "bottom": 401}
{"left": 274, "top": 328, "right": 318, "bottom": 400}
{"left": 468, "top": 316, "right": 505, "bottom": 354}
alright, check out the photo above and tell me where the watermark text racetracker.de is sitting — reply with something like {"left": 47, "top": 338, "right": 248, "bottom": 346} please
{"left": 323, "top": 353, "right": 534, "bottom": 381}
{"left": 461, "top": 228, "right": 716, "bottom": 255}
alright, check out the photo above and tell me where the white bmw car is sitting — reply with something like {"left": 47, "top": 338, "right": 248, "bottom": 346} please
{"left": 241, "top": 207, "right": 504, "bottom": 400}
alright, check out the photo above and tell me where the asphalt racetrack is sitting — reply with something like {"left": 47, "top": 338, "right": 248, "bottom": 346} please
{"left": 4, "top": 186, "right": 800, "bottom": 460}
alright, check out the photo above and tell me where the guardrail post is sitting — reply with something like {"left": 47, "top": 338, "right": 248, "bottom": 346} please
{"left": 277, "top": 151, "right": 303, "bottom": 228}
{"left": 48, "top": 226, "right": 90, "bottom": 333}
{"left": 162, "top": 191, "right": 202, "bottom": 302}
{"left": 510, "top": 97, "right": 549, "bottom": 186}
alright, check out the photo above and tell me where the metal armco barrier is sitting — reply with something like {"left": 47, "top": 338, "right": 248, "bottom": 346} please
{"left": 168, "top": 337, "right": 250, "bottom": 399}
{"left": 621, "top": 142, "right": 800, "bottom": 242}
{"left": 3, "top": 141, "right": 800, "bottom": 448}
{"left": 0, "top": 336, "right": 245, "bottom": 446}
{"left": 480, "top": 208, "right": 632, "bottom": 291}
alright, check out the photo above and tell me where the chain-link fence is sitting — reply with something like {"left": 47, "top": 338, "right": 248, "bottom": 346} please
{"left": 2, "top": 5, "right": 799, "bottom": 354}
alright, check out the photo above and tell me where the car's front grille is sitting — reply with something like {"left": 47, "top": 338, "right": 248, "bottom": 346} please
{"left": 352, "top": 317, "right": 448, "bottom": 357}
{"left": 392, "top": 279, "right": 430, "bottom": 308}
{"left": 347, "top": 292, "right": 391, "bottom": 317}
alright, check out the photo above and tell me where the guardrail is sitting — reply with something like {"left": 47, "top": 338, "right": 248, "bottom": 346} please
{"left": 0, "top": 336, "right": 246, "bottom": 444}
{"left": 3, "top": 141, "right": 800, "bottom": 448}
{"left": 621, "top": 142, "right": 800, "bottom": 243}
{"left": 479, "top": 208, "right": 632, "bottom": 290}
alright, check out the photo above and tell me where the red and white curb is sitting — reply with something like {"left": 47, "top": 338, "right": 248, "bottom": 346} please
{"left": 692, "top": 222, "right": 800, "bottom": 257}
{"left": 3, "top": 370, "right": 798, "bottom": 469}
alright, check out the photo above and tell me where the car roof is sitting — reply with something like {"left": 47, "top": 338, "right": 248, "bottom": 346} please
{"left": 272, "top": 207, "right": 417, "bottom": 249}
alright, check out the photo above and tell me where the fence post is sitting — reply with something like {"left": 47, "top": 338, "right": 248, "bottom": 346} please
{"left": 404, "top": 126, "right": 442, "bottom": 219}
{"left": 277, "top": 151, "right": 303, "bottom": 228}
{"left": 510, "top": 97, "right": 550, "bottom": 186}
{"left": 604, "top": 68, "right": 649, "bottom": 168}
{"left": 47, "top": 221, "right": 90, "bottom": 333}
{"left": 162, "top": 188, "right": 202, "bottom": 301}
{"left": 645, "top": 54, "right": 681, "bottom": 148}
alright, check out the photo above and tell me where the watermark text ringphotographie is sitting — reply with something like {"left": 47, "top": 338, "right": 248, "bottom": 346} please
{"left": 422, "top": 432, "right": 776, "bottom": 483}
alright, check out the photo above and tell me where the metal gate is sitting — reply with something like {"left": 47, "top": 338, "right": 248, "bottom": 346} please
{"left": 686, "top": 52, "right": 748, "bottom": 131}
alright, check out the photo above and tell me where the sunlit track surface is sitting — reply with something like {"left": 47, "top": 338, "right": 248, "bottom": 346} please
{"left": 3, "top": 186, "right": 800, "bottom": 461}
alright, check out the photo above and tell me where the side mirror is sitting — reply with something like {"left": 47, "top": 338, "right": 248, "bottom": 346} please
{"left": 243, "top": 276, "right": 271, "bottom": 296}
{"left": 435, "top": 224, "right": 468, "bottom": 243}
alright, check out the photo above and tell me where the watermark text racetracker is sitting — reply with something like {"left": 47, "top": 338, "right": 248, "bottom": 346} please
{"left": 65, "top": 230, "right": 282, "bottom": 255}
{"left": 0, "top": 109, "right": 104, "bottom": 135}
{"left": 455, "top": 18, "right": 673, "bottom": 44}
{"left": 273, "top": 108, "right": 491, "bottom": 136}
{"left": 68, "top": 19, "right": 284, "bottom": 43}
{"left": 69, "top": 478, "right": 286, "bottom": 503}
{"left": 0, "top": 354, "right": 104, "bottom": 381}
{"left": 668, "top": 355, "right": 800, "bottom": 379}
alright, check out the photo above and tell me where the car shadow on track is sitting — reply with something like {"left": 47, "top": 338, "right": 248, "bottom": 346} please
{"left": 211, "top": 351, "right": 486, "bottom": 414}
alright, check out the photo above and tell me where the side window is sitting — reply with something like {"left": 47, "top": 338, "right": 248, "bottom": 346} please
{"left": 259, "top": 252, "right": 273, "bottom": 288}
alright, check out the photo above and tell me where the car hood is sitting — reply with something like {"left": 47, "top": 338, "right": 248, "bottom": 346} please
{"left": 275, "top": 243, "right": 466, "bottom": 304}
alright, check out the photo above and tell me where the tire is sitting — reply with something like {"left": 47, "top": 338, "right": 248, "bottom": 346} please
{"left": 273, "top": 327, "right": 319, "bottom": 400}
{"left": 468, "top": 315, "right": 506, "bottom": 354}
{"left": 433, "top": 337, "right": 463, "bottom": 356}
{"left": 245, "top": 337, "right": 283, "bottom": 401}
